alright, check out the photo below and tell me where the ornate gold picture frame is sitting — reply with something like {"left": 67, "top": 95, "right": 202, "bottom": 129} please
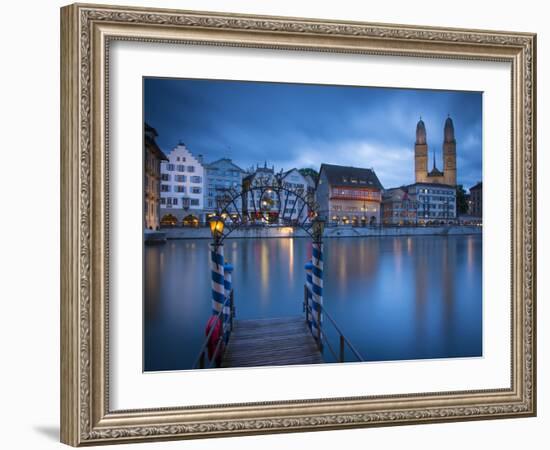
{"left": 60, "top": 3, "right": 536, "bottom": 446}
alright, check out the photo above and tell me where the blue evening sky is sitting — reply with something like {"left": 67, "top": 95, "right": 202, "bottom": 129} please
{"left": 144, "top": 78, "right": 482, "bottom": 191}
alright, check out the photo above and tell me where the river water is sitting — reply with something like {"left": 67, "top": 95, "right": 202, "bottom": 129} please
{"left": 144, "top": 235, "right": 482, "bottom": 371}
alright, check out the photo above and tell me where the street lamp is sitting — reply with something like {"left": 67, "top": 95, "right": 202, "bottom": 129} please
{"left": 312, "top": 216, "right": 326, "bottom": 243}
{"left": 209, "top": 215, "right": 225, "bottom": 244}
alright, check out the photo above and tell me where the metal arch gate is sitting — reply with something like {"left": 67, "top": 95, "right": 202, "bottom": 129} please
{"left": 210, "top": 172, "right": 320, "bottom": 242}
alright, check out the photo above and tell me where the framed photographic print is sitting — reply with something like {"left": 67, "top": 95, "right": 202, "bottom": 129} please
{"left": 60, "top": 3, "right": 537, "bottom": 446}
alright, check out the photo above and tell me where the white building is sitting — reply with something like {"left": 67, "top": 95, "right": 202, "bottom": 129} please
{"left": 409, "top": 182, "right": 456, "bottom": 223}
{"left": 240, "top": 164, "right": 316, "bottom": 225}
{"left": 159, "top": 142, "right": 205, "bottom": 226}
{"left": 281, "top": 168, "right": 314, "bottom": 223}
{"left": 242, "top": 164, "right": 278, "bottom": 223}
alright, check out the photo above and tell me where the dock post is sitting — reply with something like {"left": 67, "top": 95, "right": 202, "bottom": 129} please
{"left": 311, "top": 242, "right": 323, "bottom": 351}
{"left": 223, "top": 262, "right": 234, "bottom": 343}
{"left": 210, "top": 243, "right": 225, "bottom": 319}
{"left": 304, "top": 262, "right": 313, "bottom": 331}
{"left": 230, "top": 290, "right": 234, "bottom": 331}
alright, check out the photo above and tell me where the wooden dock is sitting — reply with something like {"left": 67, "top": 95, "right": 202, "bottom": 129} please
{"left": 221, "top": 316, "right": 324, "bottom": 368}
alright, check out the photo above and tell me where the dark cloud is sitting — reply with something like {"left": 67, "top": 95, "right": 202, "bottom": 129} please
{"left": 144, "top": 78, "right": 482, "bottom": 191}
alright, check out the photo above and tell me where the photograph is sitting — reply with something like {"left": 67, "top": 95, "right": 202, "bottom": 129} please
{"left": 143, "top": 78, "right": 483, "bottom": 372}
{"left": 57, "top": 2, "right": 536, "bottom": 445}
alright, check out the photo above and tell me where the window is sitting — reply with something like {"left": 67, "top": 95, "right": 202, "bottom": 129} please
{"left": 176, "top": 157, "right": 180, "bottom": 161}
{"left": 166, "top": 164, "right": 175, "bottom": 171}
{"left": 208, "top": 199, "right": 214, "bottom": 207}
{"left": 191, "top": 187, "right": 202, "bottom": 194}
{"left": 167, "top": 198, "right": 172, "bottom": 206}
{"left": 177, "top": 164, "right": 185, "bottom": 172}
{"left": 161, "top": 185, "right": 170, "bottom": 192}
{"left": 190, "top": 176, "right": 202, "bottom": 183}
{"left": 175, "top": 186, "right": 185, "bottom": 193}
{"left": 187, "top": 166, "right": 195, "bottom": 173}
{"left": 190, "top": 199, "right": 199, "bottom": 206}
{"left": 161, "top": 174, "right": 170, "bottom": 181}
{"left": 175, "top": 175, "right": 186, "bottom": 182}
{"left": 160, "top": 198, "right": 166, "bottom": 205}
{"left": 173, "top": 198, "right": 178, "bottom": 205}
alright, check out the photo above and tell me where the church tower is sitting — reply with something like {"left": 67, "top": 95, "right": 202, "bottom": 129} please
{"left": 442, "top": 116, "right": 457, "bottom": 186}
{"left": 414, "top": 118, "right": 428, "bottom": 183}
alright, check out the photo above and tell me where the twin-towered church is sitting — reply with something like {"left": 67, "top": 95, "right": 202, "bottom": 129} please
{"left": 414, "top": 116, "right": 457, "bottom": 187}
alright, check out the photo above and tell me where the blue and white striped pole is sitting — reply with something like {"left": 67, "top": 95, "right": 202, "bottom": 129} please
{"left": 311, "top": 242, "right": 324, "bottom": 348}
{"left": 305, "top": 262, "right": 313, "bottom": 331}
{"left": 210, "top": 243, "right": 225, "bottom": 317}
{"left": 223, "top": 262, "right": 233, "bottom": 343}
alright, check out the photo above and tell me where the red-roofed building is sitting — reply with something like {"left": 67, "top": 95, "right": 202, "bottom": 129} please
{"left": 316, "top": 164, "right": 383, "bottom": 226}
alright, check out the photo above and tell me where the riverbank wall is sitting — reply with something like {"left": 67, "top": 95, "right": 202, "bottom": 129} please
{"left": 163, "top": 225, "right": 482, "bottom": 240}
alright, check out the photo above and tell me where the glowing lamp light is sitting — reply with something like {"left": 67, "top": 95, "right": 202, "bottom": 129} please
{"left": 209, "top": 215, "right": 225, "bottom": 242}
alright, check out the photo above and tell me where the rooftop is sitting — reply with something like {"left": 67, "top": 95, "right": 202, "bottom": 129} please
{"left": 470, "top": 181, "right": 482, "bottom": 191}
{"left": 320, "top": 163, "right": 383, "bottom": 190}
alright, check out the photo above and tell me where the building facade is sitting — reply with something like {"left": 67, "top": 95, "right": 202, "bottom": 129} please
{"left": 159, "top": 142, "right": 205, "bottom": 226}
{"left": 409, "top": 182, "right": 457, "bottom": 224}
{"left": 204, "top": 158, "right": 245, "bottom": 219}
{"left": 316, "top": 164, "right": 383, "bottom": 226}
{"left": 469, "top": 182, "right": 482, "bottom": 217}
{"left": 242, "top": 163, "right": 278, "bottom": 223}
{"left": 381, "top": 187, "right": 418, "bottom": 225}
{"left": 415, "top": 116, "right": 457, "bottom": 187}
{"left": 280, "top": 168, "right": 315, "bottom": 223}
{"left": 144, "top": 123, "right": 168, "bottom": 230}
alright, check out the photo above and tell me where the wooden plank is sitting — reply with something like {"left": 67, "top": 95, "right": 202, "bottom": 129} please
{"left": 221, "top": 316, "right": 323, "bottom": 368}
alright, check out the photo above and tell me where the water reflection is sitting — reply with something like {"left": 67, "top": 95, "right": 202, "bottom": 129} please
{"left": 144, "top": 235, "right": 482, "bottom": 371}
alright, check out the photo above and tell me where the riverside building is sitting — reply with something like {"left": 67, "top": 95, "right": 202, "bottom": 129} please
{"left": 159, "top": 142, "right": 205, "bottom": 226}
{"left": 144, "top": 123, "right": 168, "bottom": 230}
{"left": 408, "top": 182, "right": 456, "bottom": 224}
{"left": 280, "top": 168, "right": 315, "bottom": 223}
{"left": 204, "top": 158, "right": 246, "bottom": 220}
{"left": 469, "top": 182, "right": 482, "bottom": 217}
{"left": 316, "top": 163, "right": 383, "bottom": 226}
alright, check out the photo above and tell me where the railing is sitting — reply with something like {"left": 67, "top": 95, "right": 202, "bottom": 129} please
{"left": 303, "top": 285, "right": 364, "bottom": 363}
{"left": 192, "top": 290, "right": 235, "bottom": 369}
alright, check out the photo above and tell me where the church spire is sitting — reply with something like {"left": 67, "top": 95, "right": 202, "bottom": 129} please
{"left": 416, "top": 118, "right": 427, "bottom": 145}
{"left": 444, "top": 115, "right": 455, "bottom": 143}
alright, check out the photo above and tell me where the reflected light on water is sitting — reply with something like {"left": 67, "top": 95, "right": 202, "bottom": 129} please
{"left": 144, "top": 235, "right": 482, "bottom": 371}
{"left": 288, "top": 238, "right": 294, "bottom": 283}
{"left": 467, "top": 235, "right": 474, "bottom": 272}
{"left": 393, "top": 238, "right": 403, "bottom": 275}
{"left": 260, "top": 243, "right": 269, "bottom": 302}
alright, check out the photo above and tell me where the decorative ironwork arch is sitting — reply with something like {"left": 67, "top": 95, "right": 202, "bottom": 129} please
{"left": 211, "top": 172, "right": 320, "bottom": 242}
